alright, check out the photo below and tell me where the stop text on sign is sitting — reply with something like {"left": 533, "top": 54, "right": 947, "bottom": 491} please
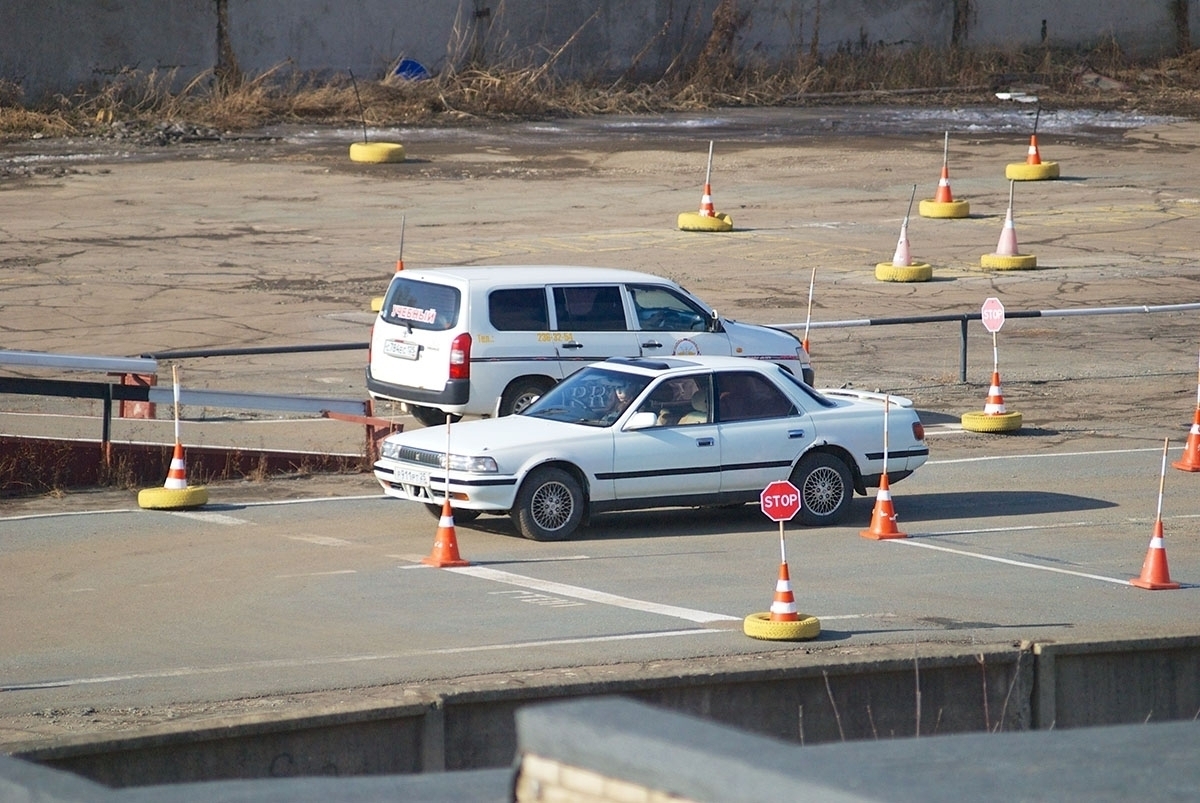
{"left": 760, "top": 479, "right": 801, "bottom": 522}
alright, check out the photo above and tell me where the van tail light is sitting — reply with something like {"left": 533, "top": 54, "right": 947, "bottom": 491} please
{"left": 449, "top": 332, "right": 472, "bottom": 379}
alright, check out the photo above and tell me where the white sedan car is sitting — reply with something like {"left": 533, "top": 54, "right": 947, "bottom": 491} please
{"left": 374, "top": 356, "right": 929, "bottom": 540}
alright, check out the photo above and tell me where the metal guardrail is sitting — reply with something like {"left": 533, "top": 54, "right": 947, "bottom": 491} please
{"left": 776, "top": 302, "right": 1200, "bottom": 382}
{"left": 0, "top": 348, "right": 393, "bottom": 460}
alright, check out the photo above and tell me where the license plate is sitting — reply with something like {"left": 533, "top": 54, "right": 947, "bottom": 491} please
{"left": 384, "top": 339, "right": 419, "bottom": 360}
{"left": 393, "top": 467, "right": 429, "bottom": 487}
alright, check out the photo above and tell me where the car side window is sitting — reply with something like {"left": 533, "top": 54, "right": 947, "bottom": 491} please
{"left": 488, "top": 288, "right": 549, "bottom": 331}
{"left": 553, "top": 286, "right": 627, "bottom": 331}
{"left": 628, "top": 284, "right": 708, "bottom": 332}
{"left": 636, "top": 375, "right": 709, "bottom": 426}
{"left": 714, "top": 371, "right": 796, "bottom": 422}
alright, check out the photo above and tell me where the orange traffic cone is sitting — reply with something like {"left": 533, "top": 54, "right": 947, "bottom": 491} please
{"left": 770, "top": 560, "right": 800, "bottom": 622}
{"left": 164, "top": 441, "right": 189, "bottom": 489}
{"left": 1024, "top": 134, "right": 1043, "bottom": 165}
{"left": 933, "top": 164, "right": 954, "bottom": 204}
{"left": 1131, "top": 519, "right": 1180, "bottom": 590}
{"left": 860, "top": 474, "right": 907, "bottom": 540}
{"left": 984, "top": 371, "right": 1007, "bottom": 414}
{"left": 422, "top": 497, "right": 470, "bottom": 568}
{"left": 698, "top": 182, "right": 716, "bottom": 217}
{"left": 1175, "top": 407, "right": 1200, "bottom": 471}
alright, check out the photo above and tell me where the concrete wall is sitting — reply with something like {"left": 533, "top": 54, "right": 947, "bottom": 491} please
{"left": 8, "top": 635, "right": 1200, "bottom": 787}
{"left": 2, "top": 1, "right": 1196, "bottom": 102}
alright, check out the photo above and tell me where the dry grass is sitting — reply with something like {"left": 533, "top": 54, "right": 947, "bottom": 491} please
{"left": 1, "top": 36, "right": 1199, "bottom": 142}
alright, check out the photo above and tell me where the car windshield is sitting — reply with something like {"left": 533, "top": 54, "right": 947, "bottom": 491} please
{"left": 524, "top": 366, "right": 652, "bottom": 427}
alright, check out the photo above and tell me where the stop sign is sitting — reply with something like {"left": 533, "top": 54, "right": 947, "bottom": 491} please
{"left": 981, "top": 297, "right": 1005, "bottom": 333}
{"left": 761, "top": 479, "right": 801, "bottom": 522}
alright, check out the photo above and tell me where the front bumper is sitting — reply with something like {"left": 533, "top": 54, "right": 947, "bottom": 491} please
{"left": 373, "top": 460, "right": 519, "bottom": 510}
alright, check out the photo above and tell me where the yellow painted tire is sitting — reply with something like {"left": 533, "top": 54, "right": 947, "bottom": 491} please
{"left": 349, "top": 142, "right": 406, "bottom": 164}
{"left": 875, "top": 262, "right": 933, "bottom": 282}
{"left": 1006, "top": 162, "right": 1059, "bottom": 181}
{"left": 918, "top": 199, "right": 970, "bottom": 219}
{"left": 980, "top": 253, "right": 1037, "bottom": 270}
{"left": 678, "top": 211, "right": 733, "bottom": 232}
{"left": 370, "top": 296, "right": 384, "bottom": 312}
{"left": 742, "top": 612, "right": 821, "bottom": 641}
{"left": 138, "top": 485, "right": 209, "bottom": 510}
{"left": 961, "top": 411, "right": 1023, "bottom": 433}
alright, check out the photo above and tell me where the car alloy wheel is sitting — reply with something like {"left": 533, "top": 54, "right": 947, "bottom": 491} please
{"left": 512, "top": 466, "right": 584, "bottom": 541}
{"left": 792, "top": 452, "right": 853, "bottom": 526}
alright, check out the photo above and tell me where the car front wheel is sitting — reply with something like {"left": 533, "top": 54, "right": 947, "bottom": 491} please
{"left": 511, "top": 467, "right": 584, "bottom": 541}
{"left": 791, "top": 452, "right": 853, "bottom": 526}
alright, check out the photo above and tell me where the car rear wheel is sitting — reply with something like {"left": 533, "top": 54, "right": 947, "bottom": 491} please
{"left": 791, "top": 452, "right": 853, "bottom": 526}
{"left": 512, "top": 467, "right": 584, "bottom": 541}
{"left": 409, "top": 405, "right": 461, "bottom": 428}
{"left": 500, "top": 378, "right": 553, "bottom": 417}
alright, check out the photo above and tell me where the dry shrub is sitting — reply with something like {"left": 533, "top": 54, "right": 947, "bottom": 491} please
{"left": 2, "top": 33, "right": 1199, "bottom": 142}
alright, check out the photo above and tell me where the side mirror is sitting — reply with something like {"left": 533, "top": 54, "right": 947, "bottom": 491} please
{"left": 624, "top": 411, "right": 659, "bottom": 430}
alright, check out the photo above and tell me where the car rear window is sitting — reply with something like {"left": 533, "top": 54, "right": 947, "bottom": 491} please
{"left": 380, "top": 277, "right": 461, "bottom": 331}
{"left": 488, "top": 288, "right": 549, "bottom": 331}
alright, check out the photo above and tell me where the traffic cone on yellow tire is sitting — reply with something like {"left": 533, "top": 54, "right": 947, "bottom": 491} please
{"left": 919, "top": 133, "right": 969, "bottom": 219}
{"left": 961, "top": 371, "right": 1023, "bottom": 433}
{"left": 877, "top": 185, "right": 933, "bottom": 282}
{"left": 678, "top": 141, "right": 733, "bottom": 232}
{"left": 743, "top": 537, "right": 820, "bottom": 641}
{"left": 137, "top": 365, "right": 208, "bottom": 510}
{"left": 137, "top": 441, "right": 209, "bottom": 510}
{"left": 981, "top": 181, "right": 1037, "bottom": 270}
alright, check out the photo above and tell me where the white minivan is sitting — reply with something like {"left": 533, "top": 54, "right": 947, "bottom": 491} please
{"left": 366, "top": 265, "right": 813, "bottom": 427}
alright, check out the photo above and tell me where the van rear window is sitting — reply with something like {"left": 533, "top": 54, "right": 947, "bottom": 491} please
{"left": 381, "top": 278, "right": 460, "bottom": 331}
{"left": 489, "top": 288, "right": 549, "bottom": 331}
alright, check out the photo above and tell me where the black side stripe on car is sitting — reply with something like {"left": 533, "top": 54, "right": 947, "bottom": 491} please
{"left": 865, "top": 448, "right": 929, "bottom": 460}
{"left": 596, "top": 459, "right": 792, "bottom": 481}
{"left": 595, "top": 465, "right": 721, "bottom": 481}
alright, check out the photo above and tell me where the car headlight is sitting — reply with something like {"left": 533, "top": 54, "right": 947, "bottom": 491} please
{"left": 442, "top": 453, "right": 498, "bottom": 473}
{"left": 380, "top": 440, "right": 403, "bottom": 460}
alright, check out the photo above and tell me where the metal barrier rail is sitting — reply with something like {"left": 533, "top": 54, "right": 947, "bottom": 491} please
{"left": 776, "top": 302, "right": 1200, "bottom": 382}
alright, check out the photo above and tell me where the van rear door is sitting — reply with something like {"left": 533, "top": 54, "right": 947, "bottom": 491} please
{"left": 372, "top": 277, "right": 463, "bottom": 394}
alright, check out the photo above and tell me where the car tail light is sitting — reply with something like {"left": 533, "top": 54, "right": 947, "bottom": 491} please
{"left": 449, "top": 332, "right": 472, "bottom": 379}
{"left": 912, "top": 421, "right": 925, "bottom": 441}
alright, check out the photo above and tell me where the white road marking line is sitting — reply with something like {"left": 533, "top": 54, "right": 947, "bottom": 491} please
{"left": 892, "top": 538, "right": 1131, "bottom": 585}
{"left": 927, "top": 445, "right": 1171, "bottom": 465}
{"left": 283, "top": 534, "right": 352, "bottom": 547}
{"left": 0, "top": 630, "right": 720, "bottom": 692}
{"left": 448, "top": 565, "right": 740, "bottom": 624}
{"left": 167, "top": 511, "right": 248, "bottom": 525}
{"left": 275, "top": 569, "right": 357, "bottom": 579}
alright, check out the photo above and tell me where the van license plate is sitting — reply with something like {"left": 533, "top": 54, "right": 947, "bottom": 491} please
{"left": 385, "top": 340, "right": 419, "bottom": 360}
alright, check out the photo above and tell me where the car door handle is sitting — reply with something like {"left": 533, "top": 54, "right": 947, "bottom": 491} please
{"left": 641, "top": 340, "right": 663, "bottom": 349}
{"left": 788, "top": 429, "right": 805, "bottom": 439}
{"left": 696, "top": 437, "right": 714, "bottom": 447}
{"left": 561, "top": 341, "right": 584, "bottom": 349}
